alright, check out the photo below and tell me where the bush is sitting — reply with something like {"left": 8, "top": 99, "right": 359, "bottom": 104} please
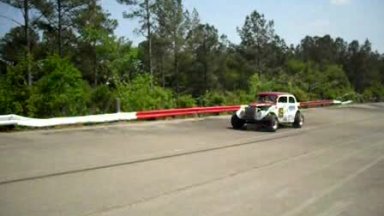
{"left": 284, "top": 60, "right": 356, "bottom": 100}
{"left": 117, "top": 74, "right": 176, "bottom": 111}
{"left": 177, "top": 94, "right": 197, "bottom": 108}
{"left": 201, "top": 91, "right": 226, "bottom": 106}
{"left": 28, "top": 55, "right": 90, "bottom": 117}
{"left": 286, "top": 85, "right": 308, "bottom": 102}
{"left": 199, "top": 90, "right": 251, "bottom": 106}
{"left": 225, "top": 90, "right": 253, "bottom": 105}
{"left": 362, "top": 84, "right": 384, "bottom": 102}
{"left": 90, "top": 85, "right": 116, "bottom": 113}
{"left": 0, "top": 59, "right": 31, "bottom": 115}
{"left": 249, "top": 73, "right": 269, "bottom": 96}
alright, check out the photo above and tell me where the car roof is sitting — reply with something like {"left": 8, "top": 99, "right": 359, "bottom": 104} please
{"left": 258, "top": 92, "right": 292, "bottom": 97}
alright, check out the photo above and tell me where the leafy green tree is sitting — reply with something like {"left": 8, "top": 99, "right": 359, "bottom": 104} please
{"left": 248, "top": 73, "right": 278, "bottom": 97}
{"left": 108, "top": 40, "right": 142, "bottom": 83}
{"left": 185, "top": 23, "right": 220, "bottom": 95}
{"left": 344, "top": 40, "right": 381, "bottom": 93}
{"left": 0, "top": 0, "right": 31, "bottom": 83}
{"left": 117, "top": 0, "right": 156, "bottom": 82}
{"left": 0, "top": 59, "right": 32, "bottom": 115}
{"left": 0, "top": 26, "right": 39, "bottom": 67}
{"left": 28, "top": 55, "right": 90, "bottom": 117}
{"left": 285, "top": 59, "right": 353, "bottom": 99}
{"left": 116, "top": 74, "right": 175, "bottom": 111}
{"left": 154, "top": 0, "right": 188, "bottom": 94}
{"left": 296, "top": 35, "right": 352, "bottom": 69}
{"left": 35, "top": 0, "right": 89, "bottom": 57}
{"left": 214, "top": 38, "right": 247, "bottom": 92}
{"left": 295, "top": 35, "right": 383, "bottom": 100}
{"left": 237, "top": 10, "right": 284, "bottom": 75}
{"left": 0, "top": 0, "right": 49, "bottom": 85}
{"left": 296, "top": 35, "right": 338, "bottom": 64}
{"left": 74, "top": 0, "right": 118, "bottom": 86}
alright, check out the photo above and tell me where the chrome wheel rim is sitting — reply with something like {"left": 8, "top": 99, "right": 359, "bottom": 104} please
{"left": 272, "top": 119, "right": 278, "bottom": 130}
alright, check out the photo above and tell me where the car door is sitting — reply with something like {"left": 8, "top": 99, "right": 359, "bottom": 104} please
{"left": 287, "top": 96, "right": 297, "bottom": 123}
{"left": 277, "top": 96, "right": 289, "bottom": 123}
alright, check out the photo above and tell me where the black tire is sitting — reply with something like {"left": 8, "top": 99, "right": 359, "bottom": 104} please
{"left": 231, "top": 114, "right": 245, "bottom": 129}
{"left": 268, "top": 114, "right": 279, "bottom": 132}
{"left": 293, "top": 112, "right": 304, "bottom": 128}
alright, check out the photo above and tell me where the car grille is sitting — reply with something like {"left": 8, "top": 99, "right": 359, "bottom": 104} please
{"left": 245, "top": 107, "right": 256, "bottom": 119}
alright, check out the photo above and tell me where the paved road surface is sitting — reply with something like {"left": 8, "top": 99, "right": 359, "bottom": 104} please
{"left": 0, "top": 103, "right": 383, "bottom": 216}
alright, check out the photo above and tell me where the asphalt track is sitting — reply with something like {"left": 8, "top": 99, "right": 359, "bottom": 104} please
{"left": 0, "top": 103, "right": 383, "bottom": 216}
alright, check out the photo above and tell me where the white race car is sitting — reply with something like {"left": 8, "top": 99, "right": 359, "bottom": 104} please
{"left": 231, "top": 92, "right": 304, "bottom": 132}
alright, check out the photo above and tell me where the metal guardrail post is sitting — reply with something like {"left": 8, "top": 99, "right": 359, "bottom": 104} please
{"left": 116, "top": 98, "right": 121, "bottom": 113}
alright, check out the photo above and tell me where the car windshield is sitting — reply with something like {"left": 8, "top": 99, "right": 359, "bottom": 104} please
{"left": 257, "top": 95, "right": 277, "bottom": 103}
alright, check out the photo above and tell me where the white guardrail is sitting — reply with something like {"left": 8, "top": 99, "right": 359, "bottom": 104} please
{"left": 333, "top": 100, "right": 353, "bottom": 105}
{"left": 0, "top": 113, "right": 137, "bottom": 127}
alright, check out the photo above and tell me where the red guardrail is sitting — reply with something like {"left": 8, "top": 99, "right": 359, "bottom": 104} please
{"left": 136, "top": 100, "right": 335, "bottom": 120}
{"left": 137, "top": 105, "right": 240, "bottom": 120}
{"left": 299, "top": 100, "right": 334, "bottom": 108}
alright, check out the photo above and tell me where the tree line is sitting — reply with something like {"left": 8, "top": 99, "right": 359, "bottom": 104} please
{"left": 0, "top": 0, "right": 383, "bottom": 118}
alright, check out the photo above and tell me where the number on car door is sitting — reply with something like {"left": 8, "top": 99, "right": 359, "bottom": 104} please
{"left": 277, "top": 96, "right": 288, "bottom": 123}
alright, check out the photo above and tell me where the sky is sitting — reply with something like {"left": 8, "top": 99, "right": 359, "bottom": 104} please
{"left": 1, "top": 0, "right": 384, "bottom": 52}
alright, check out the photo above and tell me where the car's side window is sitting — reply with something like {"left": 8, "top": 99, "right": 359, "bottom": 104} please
{"left": 289, "top": 97, "right": 296, "bottom": 104}
{"left": 278, "top": 96, "right": 287, "bottom": 103}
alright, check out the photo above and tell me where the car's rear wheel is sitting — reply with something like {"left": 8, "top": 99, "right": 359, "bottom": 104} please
{"left": 268, "top": 114, "right": 279, "bottom": 132}
{"left": 293, "top": 112, "right": 304, "bottom": 128}
{"left": 231, "top": 114, "right": 245, "bottom": 129}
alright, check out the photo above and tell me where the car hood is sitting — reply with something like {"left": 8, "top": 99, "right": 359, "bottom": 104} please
{"left": 249, "top": 102, "right": 274, "bottom": 108}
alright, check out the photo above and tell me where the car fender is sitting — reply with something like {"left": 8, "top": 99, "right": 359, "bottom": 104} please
{"left": 235, "top": 105, "right": 247, "bottom": 119}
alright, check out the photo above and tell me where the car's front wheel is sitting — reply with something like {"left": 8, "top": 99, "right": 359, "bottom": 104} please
{"left": 268, "top": 114, "right": 279, "bottom": 132}
{"left": 231, "top": 114, "right": 245, "bottom": 129}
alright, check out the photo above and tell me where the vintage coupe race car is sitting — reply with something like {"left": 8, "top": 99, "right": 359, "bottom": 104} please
{"left": 231, "top": 92, "right": 304, "bottom": 132}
